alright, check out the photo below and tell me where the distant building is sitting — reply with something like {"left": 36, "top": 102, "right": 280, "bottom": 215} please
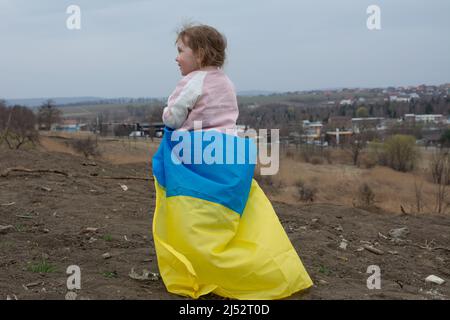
{"left": 52, "top": 119, "right": 80, "bottom": 132}
{"left": 302, "top": 120, "right": 323, "bottom": 142}
{"left": 389, "top": 95, "right": 411, "bottom": 103}
{"left": 382, "top": 118, "right": 400, "bottom": 129}
{"left": 111, "top": 122, "right": 165, "bottom": 137}
{"left": 325, "top": 128, "right": 353, "bottom": 146}
{"left": 422, "top": 131, "right": 442, "bottom": 146}
{"left": 351, "top": 117, "right": 384, "bottom": 133}
{"left": 339, "top": 99, "right": 353, "bottom": 106}
{"left": 137, "top": 122, "right": 165, "bottom": 137}
{"left": 416, "top": 114, "right": 443, "bottom": 124}
{"left": 404, "top": 114, "right": 416, "bottom": 124}
{"left": 328, "top": 116, "right": 352, "bottom": 130}
{"left": 404, "top": 114, "right": 444, "bottom": 124}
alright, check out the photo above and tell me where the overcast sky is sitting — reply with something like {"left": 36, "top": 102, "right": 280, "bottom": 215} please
{"left": 1, "top": 0, "right": 449, "bottom": 99}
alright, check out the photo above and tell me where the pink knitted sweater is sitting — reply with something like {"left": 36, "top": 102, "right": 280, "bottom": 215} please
{"left": 163, "top": 67, "right": 239, "bottom": 134}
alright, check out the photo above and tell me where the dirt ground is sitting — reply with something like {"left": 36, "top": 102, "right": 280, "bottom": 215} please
{"left": 1, "top": 139, "right": 449, "bottom": 300}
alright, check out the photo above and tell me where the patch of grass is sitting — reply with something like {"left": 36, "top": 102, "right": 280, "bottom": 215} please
{"left": 15, "top": 224, "right": 26, "bottom": 232}
{"left": 318, "top": 265, "right": 332, "bottom": 276}
{"left": 102, "top": 271, "right": 118, "bottom": 279}
{"left": 103, "top": 234, "right": 113, "bottom": 242}
{"left": 27, "top": 260, "right": 56, "bottom": 273}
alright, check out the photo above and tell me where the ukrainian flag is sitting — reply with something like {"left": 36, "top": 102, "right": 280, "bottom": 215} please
{"left": 152, "top": 127, "right": 313, "bottom": 299}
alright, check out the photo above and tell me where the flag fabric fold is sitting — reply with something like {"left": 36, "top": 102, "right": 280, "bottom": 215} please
{"left": 151, "top": 127, "right": 313, "bottom": 299}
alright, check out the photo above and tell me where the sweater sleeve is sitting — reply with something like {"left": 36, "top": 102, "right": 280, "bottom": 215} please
{"left": 163, "top": 71, "right": 207, "bottom": 129}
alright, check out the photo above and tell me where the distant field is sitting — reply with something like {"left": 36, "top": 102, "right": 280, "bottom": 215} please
{"left": 236, "top": 91, "right": 382, "bottom": 106}
{"left": 58, "top": 102, "right": 163, "bottom": 120}
{"left": 60, "top": 104, "right": 128, "bottom": 118}
{"left": 53, "top": 90, "right": 385, "bottom": 120}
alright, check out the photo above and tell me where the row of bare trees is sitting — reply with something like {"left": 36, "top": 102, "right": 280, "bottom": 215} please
{"left": 0, "top": 99, "right": 62, "bottom": 149}
{"left": 37, "top": 100, "right": 62, "bottom": 131}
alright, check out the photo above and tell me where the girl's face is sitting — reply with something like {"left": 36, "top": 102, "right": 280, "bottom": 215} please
{"left": 175, "top": 38, "right": 201, "bottom": 76}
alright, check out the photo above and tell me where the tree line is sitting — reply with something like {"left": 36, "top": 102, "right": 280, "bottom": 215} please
{"left": 0, "top": 99, "right": 62, "bottom": 149}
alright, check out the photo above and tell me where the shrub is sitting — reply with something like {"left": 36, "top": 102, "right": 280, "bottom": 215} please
{"left": 310, "top": 157, "right": 323, "bottom": 165}
{"left": 382, "top": 135, "right": 418, "bottom": 172}
{"left": 70, "top": 136, "right": 100, "bottom": 158}
{"left": 358, "top": 153, "right": 377, "bottom": 169}
{"left": 355, "top": 183, "right": 375, "bottom": 207}
{"left": 295, "top": 179, "right": 316, "bottom": 203}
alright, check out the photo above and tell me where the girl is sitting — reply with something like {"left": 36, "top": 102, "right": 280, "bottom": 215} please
{"left": 152, "top": 24, "right": 313, "bottom": 300}
{"left": 162, "top": 24, "right": 238, "bottom": 134}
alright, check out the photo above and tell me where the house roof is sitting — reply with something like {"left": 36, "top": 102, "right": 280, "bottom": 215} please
{"left": 352, "top": 117, "right": 384, "bottom": 121}
{"left": 62, "top": 119, "right": 78, "bottom": 125}
{"left": 422, "top": 132, "right": 442, "bottom": 141}
{"left": 329, "top": 116, "right": 352, "bottom": 121}
{"left": 326, "top": 131, "right": 353, "bottom": 135}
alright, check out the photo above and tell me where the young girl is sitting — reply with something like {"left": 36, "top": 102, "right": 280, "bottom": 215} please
{"left": 162, "top": 25, "right": 238, "bottom": 134}
{"left": 152, "top": 24, "right": 313, "bottom": 300}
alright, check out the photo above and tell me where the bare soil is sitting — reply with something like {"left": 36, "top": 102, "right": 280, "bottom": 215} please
{"left": 1, "top": 142, "right": 449, "bottom": 300}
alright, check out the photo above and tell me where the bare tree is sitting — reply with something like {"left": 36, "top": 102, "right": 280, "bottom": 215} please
{"left": 430, "top": 149, "right": 450, "bottom": 213}
{"left": 147, "top": 106, "right": 164, "bottom": 141}
{"left": 413, "top": 176, "right": 424, "bottom": 213}
{"left": 347, "top": 123, "right": 378, "bottom": 166}
{"left": 431, "top": 149, "right": 450, "bottom": 185}
{"left": 69, "top": 136, "right": 101, "bottom": 159}
{"left": 97, "top": 111, "right": 110, "bottom": 136}
{"left": 0, "top": 101, "right": 11, "bottom": 147}
{"left": 37, "top": 99, "right": 62, "bottom": 130}
{"left": 348, "top": 134, "right": 366, "bottom": 166}
{"left": 1, "top": 105, "right": 39, "bottom": 149}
